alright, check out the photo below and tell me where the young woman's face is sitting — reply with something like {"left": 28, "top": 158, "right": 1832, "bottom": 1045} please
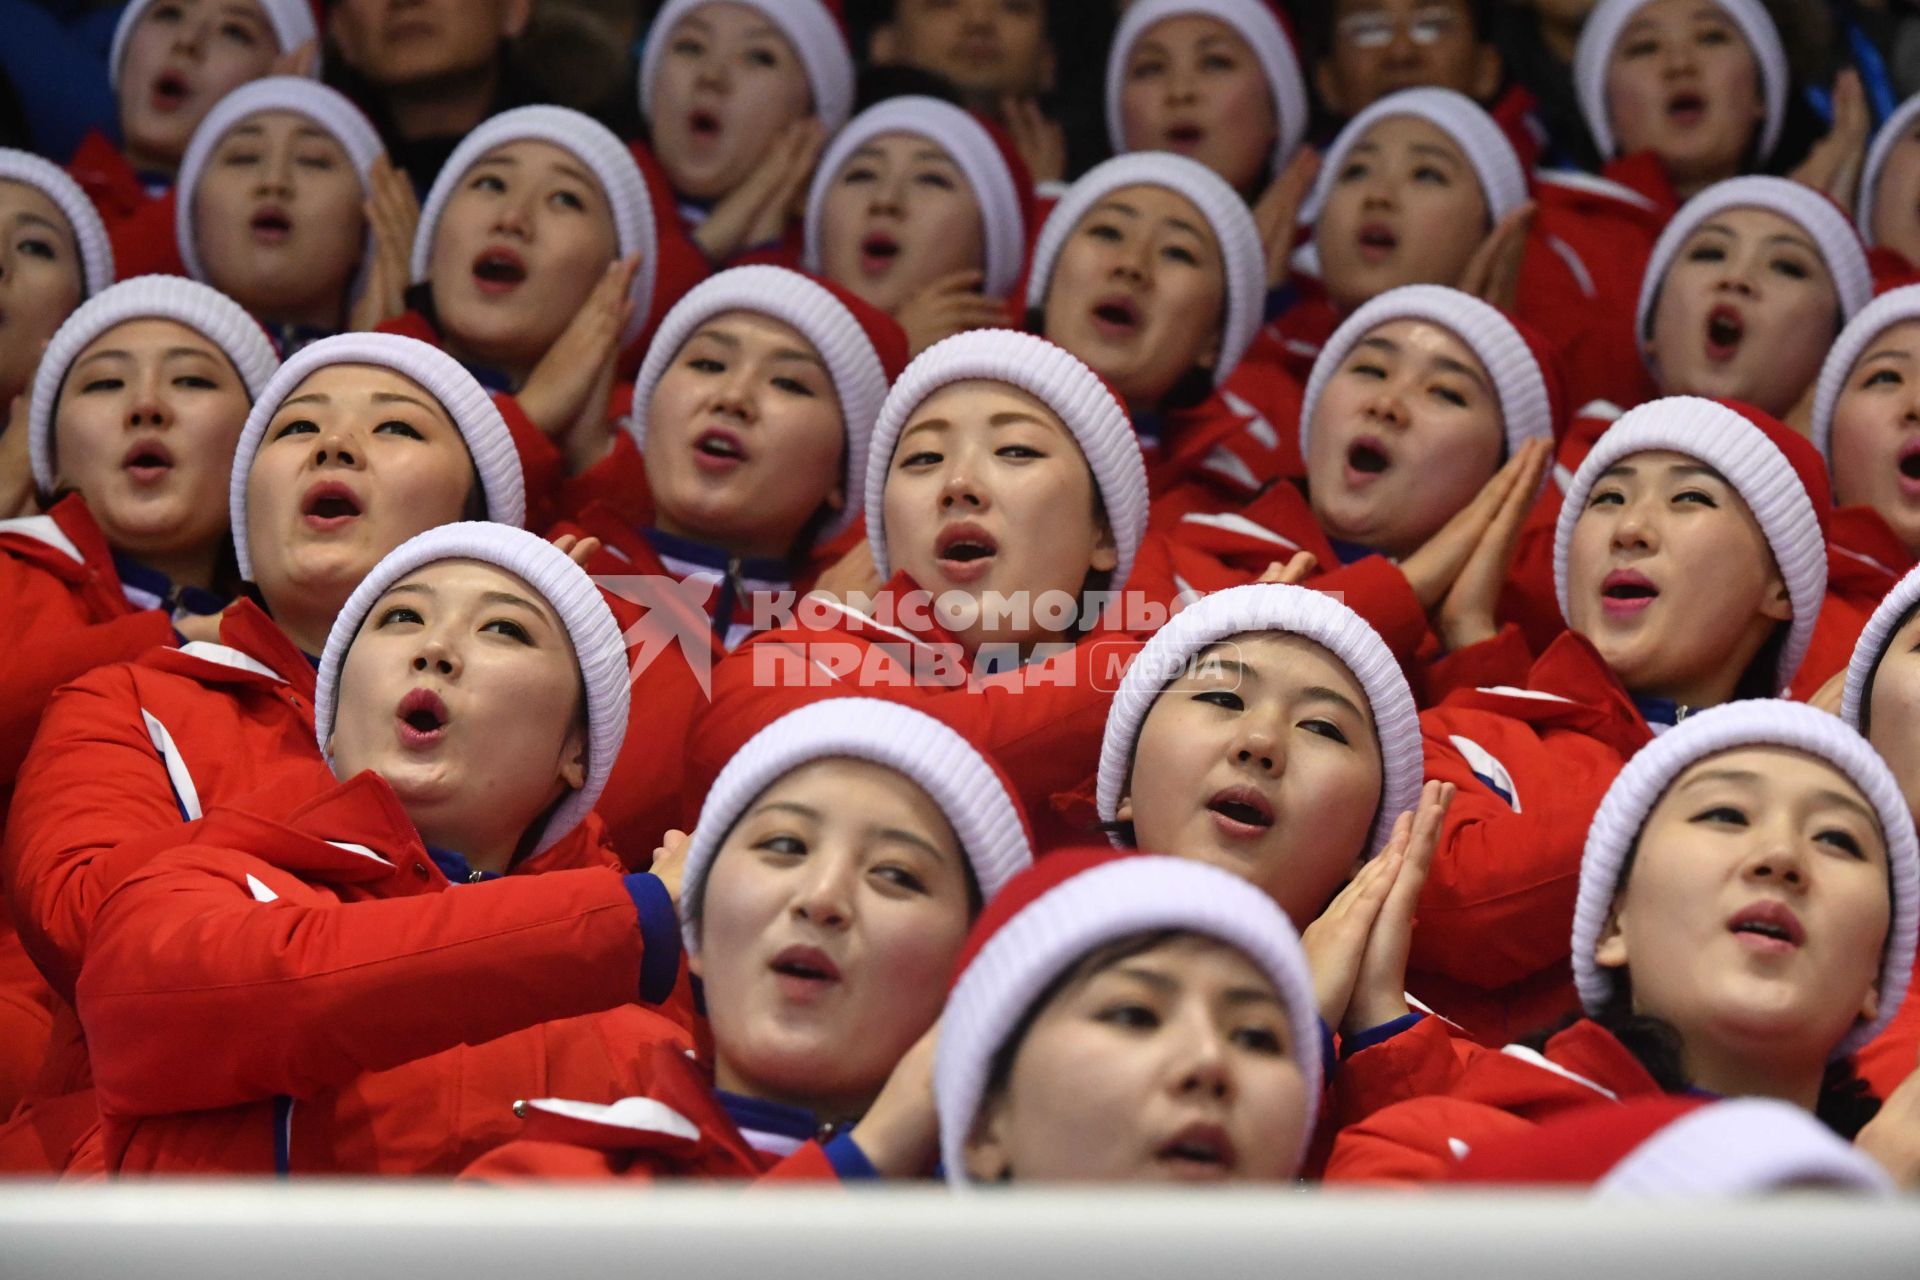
{"left": 0, "top": 180, "right": 86, "bottom": 406}
{"left": 964, "top": 934, "right": 1308, "bottom": 1184}
{"left": 644, "top": 310, "right": 846, "bottom": 559}
{"left": 1315, "top": 115, "right": 1491, "bottom": 314}
{"left": 426, "top": 140, "right": 619, "bottom": 379}
{"left": 647, "top": 1, "right": 815, "bottom": 201}
{"left": 1566, "top": 448, "right": 1789, "bottom": 705}
{"left": 1120, "top": 634, "right": 1383, "bottom": 926}
{"left": 244, "top": 363, "right": 478, "bottom": 619}
{"left": 882, "top": 379, "right": 1118, "bottom": 656}
{"left": 1870, "top": 127, "right": 1920, "bottom": 269}
{"left": 695, "top": 757, "right": 971, "bottom": 1119}
{"left": 1305, "top": 318, "right": 1505, "bottom": 559}
{"left": 1117, "top": 15, "right": 1277, "bottom": 194}
{"left": 1828, "top": 320, "right": 1920, "bottom": 559}
{"left": 1603, "top": 0, "right": 1765, "bottom": 194}
{"left": 1864, "top": 607, "right": 1920, "bottom": 823}
{"left": 1643, "top": 207, "right": 1840, "bottom": 417}
{"left": 1039, "top": 182, "right": 1226, "bottom": 409}
{"left": 816, "top": 132, "right": 986, "bottom": 314}
{"left": 1595, "top": 746, "right": 1890, "bottom": 1066}
{"left": 52, "top": 318, "right": 250, "bottom": 562}
{"left": 118, "top": 0, "right": 280, "bottom": 173}
{"left": 193, "top": 111, "right": 367, "bottom": 326}
{"left": 329, "top": 558, "right": 585, "bottom": 863}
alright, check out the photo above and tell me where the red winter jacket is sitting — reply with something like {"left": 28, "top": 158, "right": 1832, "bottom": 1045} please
{"left": 1857, "top": 955, "right": 1920, "bottom": 1104}
{"left": 1325, "top": 1016, "right": 1667, "bottom": 1183}
{"left": 5, "top": 599, "right": 336, "bottom": 1005}
{"left": 1411, "top": 632, "right": 1654, "bottom": 1044}
{"left": 686, "top": 571, "right": 1143, "bottom": 851}
{"left": 67, "top": 130, "right": 182, "bottom": 281}
{"left": 461, "top": 1043, "right": 846, "bottom": 1184}
{"left": 75, "top": 771, "right": 690, "bottom": 1174}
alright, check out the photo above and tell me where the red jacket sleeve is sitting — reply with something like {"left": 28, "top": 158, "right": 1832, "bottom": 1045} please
{"left": 0, "top": 609, "right": 173, "bottom": 784}
{"left": 76, "top": 845, "right": 646, "bottom": 1118}
{"left": 1410, "top": 712, "right": 1616, "bottom": 990}
{"left": 1326, "top": 1095, "right": 1532, "bottom": 1185}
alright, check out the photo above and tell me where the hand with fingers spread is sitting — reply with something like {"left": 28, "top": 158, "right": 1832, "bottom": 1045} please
{"left": 1344, "top": 781, "right": 1453, "bottom": 1034}
{"left": 1398, "top": 442, "right": 1537, "bottom": 611}
{"left": 1456, "top": 202, "right": 1536, "bottom": 314}
{"left": 1001, "top": 95, "right": 1065, "bottom": 187}
{"left": 1253, "top": 148, "right": 1320, "bottom": 291}
{"left": 1436, "top": 438, "right": 1550, "bottom": 651}
{"left": 896, "top": 270, "right": 1011, "bottom": 357}
{"left": 1257, "top": 550, "right": 1318, "bottom": 585}
{"left": 1791, "top": 70, "right": 1870, "bottom": 215}
{"left": 693, "top": 121, "right": 826, "bottom": 265}
{"left": 516, "top": 255, "right": 640, "bottom": 467}
{"left": 349, "top": 156, "right": 424, "bottom": 334}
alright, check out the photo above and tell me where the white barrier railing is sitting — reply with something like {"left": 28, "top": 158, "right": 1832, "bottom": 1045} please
{"left": 2, "top": 1182, "right": 1917, "bottom": 1279}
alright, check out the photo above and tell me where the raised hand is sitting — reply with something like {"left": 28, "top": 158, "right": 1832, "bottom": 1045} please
{"left": 806, "top": 537, "right": 882, "bottom": 610}
{"left": 896, "top": 270, "right": 1011, "bottom": 357}
{"left": 1257, "top": 550, "right": 1318, "bottom": 585}
{"left": 1398, "top": 440, "right": 1538, "bottom": 611}
{"left": 847, "top": 1019, "right": 942, "bottom": 1176}
{"left": 693, "top": 120, "right": 826, "bottom": 265}
{"left": 1343, "top": 780, "right": 1454, "bottom": 1034}
{"left": 1253, "top": 147, "right": 1321, "bottom": 292}
{"left": 516, "top": 254, "right": 640, "bottom": 471}
{"left": 1436, "top": 437, "right": 1550, "bottom": 651}
{"left": 647, "top": 828, "right": 692, "bottom": 906}
{"left": 349, "top": 156, "right": 424, "bottom": 334}
{"left": 1791, "top": 70, "right": 1870, "bottom": 214}
{"left": 270, "top": 38, "right": 319, "bottom": 79}
{"left": 1456, "top": 201, "right": 1536, "bottom": 314}
{"left": 548, "top": 532, "right": 604, "bottom": 568}
{"left": 1001, "top": 95, "right": 1065, "bottom": 187}
{"left": 1302, "top": 817, "right": 1409, "bottom": 1029}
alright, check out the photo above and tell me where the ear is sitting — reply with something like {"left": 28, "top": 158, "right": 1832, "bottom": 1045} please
{"left": 1469, "top": 45, "right": 1503, "bottom": 103}
{"left": 1196, "top": 328, "right": 1222, "bottom": 373}
{"left": 1593, "top": 903, "right": 1630, "bottom": 973}
{"left": 824, "top": 483, "right": 846, "bottom": 513}
{"left": 558, "top": 719, "right": 588, "bottom": 793}
{"left": 1314, "top": 60, "right": 1349, "bottom": 118}
{"left": 501, "top": 0, "right": 534, "bottom": 40}
{"left": 1115, "top": 794, "right": 1134, "bottom": 824}
{"left": 1759, "top": 574, "right": 1794, "bottom": 624}
{"left": 1858, "top": 982, "right": 1881, "bottom": 1027}
{"left": 962, "top": 1098, "right": 1013, "bottom": 1183}
{"left": 686, "top": 945, "right": 704, "bottom": 981}
{"left": 869, "top": 23, "right": 900, "bottom": 67}
{"left": 1091, "top": 517, "right": 1119, "bottom": 573}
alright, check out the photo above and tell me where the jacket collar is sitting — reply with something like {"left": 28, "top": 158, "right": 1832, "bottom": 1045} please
{"left": 1455, "top": 632, "right": 1653, "bottom": 758}
{"left": 143, "top": 598, "right": 319, "bottom": 700}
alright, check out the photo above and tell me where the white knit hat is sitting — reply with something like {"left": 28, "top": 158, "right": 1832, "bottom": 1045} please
{"left": 1552, "top": 396, "right": 1828, "bottom": 692}
{"left": 0, "top": 147, "right": 113, "bottom": 296}
{"left": 1809, "top": 284, "right": 1920, "bottom": 466}
{"left": 1303, "top": 87, "right": 1528, "bottom": 231}
{"left": 1298, "top": 284, "right": 1554, "bottom": 466}
{"left": 1859, "top": 94, "right": 1920, "bottom": 247}
{"left": 1096, "top": 582, "right": 1422, "bottom": 859}
{"left": 1841, "top": 561, "right": 1920, "bottom": 731}
{"left": 802, "top": 96, "right": 1028, "bottom": 299}
{"left": 864, "top": 329, "right": 1150, "bottom": 594}
{"left": 109, "top": 0, "right": 319, "bottom": 84}
{"left": 1574, "top": 0, "right": 1787, "bottom": 161}
{"left": 174, "top": 77, "right": 384, "bottom": 289}
{"left": 228, "top": 333, "right": 527, "bottom": 579}
{"left": 1572, "top": 700, "right": 1919, "bottom": 1057}
{"left": 28, "top": 275, "right": 280, "bottom": 494}
{"left": 1024, "top": 153, "right": 1264, "bottom": 386}
{"left": 935, "top": 850, "right": 1322, "bottom": 1186}
{"left": 1636, "top": 177, "right": 1872, "bottom": 363}
{"left": 627, "top": 265, "right": 901, "bottom": 544}
{"left": 313, "top": 522, "right": 629, "bottom": 856}
{"left": 678, "top": 698, "right": 1034, "bottom": 953}
{"left": 1104, "top": 0, "right": 1309, "bottom": 177}
{"left": 639, "top": 0, "right": 854, "bottom": 134}
{"left": 1596, "top": 1098, "right": 1896, "bottom": 1196}
{"left": 411, "top": 106, "right": 658, "bottom": 350}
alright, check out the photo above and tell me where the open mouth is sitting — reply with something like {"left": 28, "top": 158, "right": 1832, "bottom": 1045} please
{"left": 1357, "top": 222, "right": 1399, "bottom": 260}
{"left": 471, "top": 247, "right": 528, "bottom": 292}
{"left": 693, "top": 427, "right": 747, "bottom": 469}
{"left": 1899, "top": 438, "right": 1920, "bottom": 492}
{"left": 395, "top": 687, "right": 450, "bottom": 747}
{"left": 249, "top": 206, "right": 292, "bottom": 242}
{"left": 301, "top": 480, "right": 364, "bottom": 528}
{"left": 1091, "top": 295, "right": 1140, "bottom": 337}
{"left": 1666, "top": 90, "right": 1707, "bottom": 127}
{"left": 860, "top": 230, "right": 901, "bottom": 276}
{"left": 1157, "top": 1123, "right": 1236, "bottom": 1176}
{"left": 1705, "top": 304, "right": 1745, "bottom": 362}
{"left": 1728, "top": 899, "right": 1804, "bottom": 950}
{"left": 1166, "top": 122, "right": 1205, "bottom": 148}
{"left": 688, "top": 109, "right": 722, "bottom": 140}
{"left": 1600, "top": 568, "right": 1658, "bottom": 615}
{"left": 122, "top": 440, "right": 175, "bottom": 483}
{"left": 151, "top": 70, "right": 191, "bottom": 111}
{"left": 769, "top": 944, "right": 841, "bottom": 992}
{"left": 1207, "top": 786, "right": 1275, "bottom": 835}
{"left": 1346, "top": 437, "right": 1391, "bottom": 478}
{"left": 936, "top": 523, "right": 998, "bottom": 564}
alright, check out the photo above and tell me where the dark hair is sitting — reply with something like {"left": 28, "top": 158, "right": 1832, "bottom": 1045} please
{"left": 1300, "top": 0, "right": 1496, "bottom": 64}
{"left": 1855, "top": 597, "right": 1920, "bottom": 738}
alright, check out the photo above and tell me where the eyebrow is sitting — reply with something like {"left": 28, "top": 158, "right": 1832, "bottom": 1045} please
{"left": 1432, "top": 354, "right": 1492, "bottom": 395}
{"left": 752, "top": 799, "right": 820, "bottom": 822}
{"left": 480, "top": 589, "right": 558, "bottom": 630}
{"left": 73, "top": 346, "right": 219, "bottom": 367}
{"left": 8, "top": 210, "right": 64, "bottom": 237}
{"left": 1222, "top": 986, "right": 1284, "bottom": 1011}
{"left": 1357, "top": 335, "right": 1399, "bottom": 358}
{"left": 1597, "top": 461, "right": 1726, "bottom": 484}
{"left": 1682, "top": 769, "right": 1879, "bottom": 826}
{"left": 1301, "top": 684, "right": 1370, "bottom": 724}
{"left": 873, "top": 825, "right": 948, "bottom": 863}
{"left": 843, "top": 142, "right": 956, "bottom": 166}
{"left": 1410, "top": 143, "right": 1465, "bottom": 168}
{"left": 372, "top": 390, "right": 447, "bottom": 417}
{"left": 1861, "top": 347, "right": 1914, "bottom": 366}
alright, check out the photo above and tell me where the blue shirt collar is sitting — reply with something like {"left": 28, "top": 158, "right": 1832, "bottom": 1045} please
{"left": 1632, "top": 694, "right": 1688, "bottom": 729}
{"left": 111, "top": 549, "right": 227, "bottom": 618}
{"left": 642, "top": 525, "right": 792, "bottom": 582}
{"left": 426, "top": 844, "right": 499, "bottom": 885}
{"left": 1326, "top": 536, "right": 1377, "bottom": 567}
{"left": 714, "top": 1089, "right": 829, "bottom": 1143}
